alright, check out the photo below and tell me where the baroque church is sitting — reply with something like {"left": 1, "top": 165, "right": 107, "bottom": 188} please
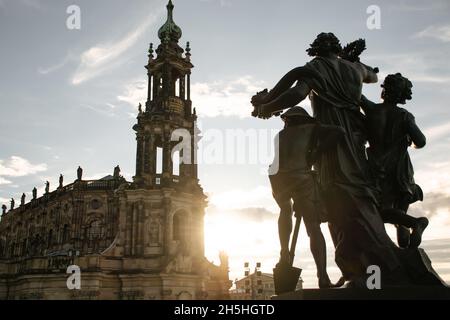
{"left": 0, "top": 0, "right": 231, "bottom": 300}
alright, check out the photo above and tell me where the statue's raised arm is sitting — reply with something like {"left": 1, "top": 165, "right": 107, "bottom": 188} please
{"left": 250, "top": 35, "right": 380, "bottom": 119}
{"left": 339, "top": 38, "right": 379, "bottom": 83}
{"left": 251, "top": 66, "right": 329, "bottom": 119}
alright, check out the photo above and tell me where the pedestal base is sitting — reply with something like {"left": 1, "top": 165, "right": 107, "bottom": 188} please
{"left": 272, "top": 286, "right": 450, "bottom": 300}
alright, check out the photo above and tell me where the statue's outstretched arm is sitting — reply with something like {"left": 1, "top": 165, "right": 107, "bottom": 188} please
{"left": 262, "top": 67, "right": 307, "bottom": 102}
{"left": 354, "top": 62, "right": 378, "bottom": 84}
{"left": 251, "top": 66, "right": 325, "bottom": 107}
{"left": 258, "top": 82, "right": 311, "bottom": 117}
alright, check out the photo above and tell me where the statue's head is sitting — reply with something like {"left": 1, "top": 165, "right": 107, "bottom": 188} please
{"left": 381, "top": 73, "right": 413, "bottom": 104}
{"left": 281, "top": 106, "right": 316, "bottom": 128}
{"left": 307, "top": 32, "right": 342, "bottom": 57}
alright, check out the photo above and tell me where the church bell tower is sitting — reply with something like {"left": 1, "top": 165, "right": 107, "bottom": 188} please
{"left": 133, "top": 0, "right": 199, "bottom": 190}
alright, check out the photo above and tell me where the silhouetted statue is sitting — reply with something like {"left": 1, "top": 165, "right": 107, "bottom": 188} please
{"left": 138, "top": 103, "right": 143, "bottom": 114}
{"left": 59, "top": 174, "right": 64, "bottom": 188}
{"left": 77, "top": 166, "right": 83, "bottom": 181}
{"left": 251, "top": 33, "right": 443, "bottom": 288}
{"left": 21, "top": 193, "right": 26, "bottom": 206}
{"left": 113, "top": 165, "right": 121, "bottom": 178}
{"left": 45, "top": 181, "right": 50, "bottom": 194}
{"left": 32, "top": 187, "right": 37, "bottom": 200}
{"left": 361, "top": 73, "right": 428, "bottom": 248}
{"left": 2, "top": 205, "right": 6, "bottom": 215}
{"left": 10, "top": 198, "right": 15, "bottom": 210}
{"left": 269, "top": 107, "right": 345, "bottom": 288}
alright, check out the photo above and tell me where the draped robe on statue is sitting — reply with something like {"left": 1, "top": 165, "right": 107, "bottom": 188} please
{"left": 303, "top": 57, "right": 407, "bottom": 283}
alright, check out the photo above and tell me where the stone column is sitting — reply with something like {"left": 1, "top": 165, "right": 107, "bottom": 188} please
{"left": 135, "top": 133, "right": 144, "bottom": 177}
{"left": 153, "top": 74, "right": 159, "bottom": 99}
{"left": 186, "top": 73, "right": 191, "bottom": 101}
{"left": 162, "top": 133, "right": 173, "bottom": 185}
{"left": 180, "top": 76, "right": 185, "bottom": 100}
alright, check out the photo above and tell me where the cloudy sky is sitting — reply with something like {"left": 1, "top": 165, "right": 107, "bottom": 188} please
{"left": 1, "top": 0, "right": 449, "bottom": 288}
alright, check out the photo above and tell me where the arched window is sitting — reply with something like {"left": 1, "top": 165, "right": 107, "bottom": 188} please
{"left": 156, "top": 147, "right": 163, "bottom": 174}
{"left": 175, "top": 79, "right": 180, "bottom": 97}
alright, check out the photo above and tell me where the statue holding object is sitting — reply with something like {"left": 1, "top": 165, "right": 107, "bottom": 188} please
{"left": 252, "top": 32, "right": 445, "bottom": 288}
{"left": 269, "top": 106, "right": 345, "bottom": 290}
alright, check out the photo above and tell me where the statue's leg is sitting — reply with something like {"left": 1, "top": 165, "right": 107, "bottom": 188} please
{"left": 380, "top": 208, "right": 415, "bottom": 228}
{"left": 277, "top": 199, "right": 293, "bottom": 265}
{"left": 394, "top": 200, "right": 411, "bottom": 248}
{"left": 270, "top": 174, "right": 294, "bottom": 265}
{"left": 298, "top": 199, "right": 332, "bottom": 288}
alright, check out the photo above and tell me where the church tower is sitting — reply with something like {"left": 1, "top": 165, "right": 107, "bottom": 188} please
{"left": 133, "top": 0, "right": 198, "bottom": 190}
{"left": 123, "top": 0, "right": 207, "bottom": 258}
{"left": 110, "top": 0, "right": 231, "bottom": 299}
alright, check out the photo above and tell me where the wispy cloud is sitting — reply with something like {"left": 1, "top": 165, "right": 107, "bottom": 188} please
{"left": 38, "top": 53, "right": 74, "bottom": 75}
{"left": 0, "top": 177, "right": 12, "bottom": 185}
{"left": 192, "top": 76, "right": 266, "bottom": 118}
{"left": 117, "top": 75, "right": 265, "bottom": 118}
{"left": 79, "top": 103, "right": 116, "bottom": 117}
{"left": 414, "top": 24, "right": 450, "bottom": 43}
{"left": 409, "top": 192, "right": 450, "bottom": 220}
{"left": 117, "top": 79, "right": 147, "bottom": 108}
{"left": 365, "top": 52, "right": 450, "bottom": 84}
{"left": 71, "top": 9, "right": 163, "bottom": 85}
{"left": 425, "top": 122, "right": 450, "bottom": 141}
{"left": 0, "top": 156, "right": 47, "bottom": 178}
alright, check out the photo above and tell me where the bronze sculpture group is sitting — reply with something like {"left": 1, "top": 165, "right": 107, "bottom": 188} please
{"left": 252, "top": 33, "right": 442, "bottom": 290}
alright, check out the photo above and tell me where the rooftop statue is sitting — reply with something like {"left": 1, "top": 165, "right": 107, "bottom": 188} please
{"left": 77, "top": 166, "right": 83, "bottom": 181}
{"left": 114, "top": 165, "right": 121, "bottom": 179}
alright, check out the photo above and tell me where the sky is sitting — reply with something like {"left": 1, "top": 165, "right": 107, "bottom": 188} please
{"left": 0, "top": 0, "right": 450, "bottom": 289}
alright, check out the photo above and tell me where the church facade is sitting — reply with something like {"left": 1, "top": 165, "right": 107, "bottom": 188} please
{"left": 0, "top": 1, "right": 231, "bottom": 300}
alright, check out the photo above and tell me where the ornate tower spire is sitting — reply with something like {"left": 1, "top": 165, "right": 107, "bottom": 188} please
{"left": 158, "top": 0, "right": 182, "bottom": 43}
{"left": 133, "top": 0, "right": 199, "bottom": 190}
